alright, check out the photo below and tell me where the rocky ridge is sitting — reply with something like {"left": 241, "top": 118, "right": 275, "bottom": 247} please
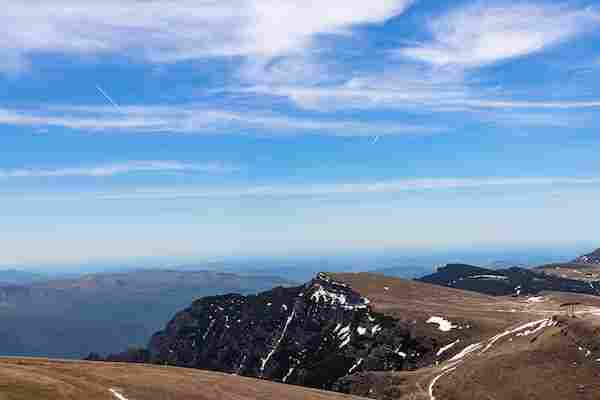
{"left": 103, "top": 273, "right": 437, "bottom": 391}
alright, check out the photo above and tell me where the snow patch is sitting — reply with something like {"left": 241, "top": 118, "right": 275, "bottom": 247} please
{"left": 203, "top": 319, "right": 216, "bottom": 340}
{"left": 427, "top": 316, "right": 457, "bottom": 332}
{"left": 348, "top": 358, "right": 363, "bottom": 374}
{"left": 448, "top": 342, "right": 482, "bottom": 362}
{"left": 468, "top": 274, "right": 508, "bottom": 280}
{"left": 260, "top": 310, "right": 296, "bottom": 375}
{"left": 338, "top": 324, "right": 351, "bottom": 338}
{"left": 515, "top": 319, "right": 556, "bottom": 337}
{"left": 428, "top": 366, "right": 457, "bottom": 400}
{"left": 109, "top": 389, "right": 129, "bottom": 400}
{"left": 482, "top": 319, "right": 551, "bottom": 353}
{"left": 339, "top": 335, "right": 351, "bottom": 349}
{"left": 526, "top": 296, "right": 545, "bottom": 303}
{"left": 436, "top": 339, "right": 460, "bottom": 357}
{"left": 395, "top": 347, "right": 407, "bottom": 358}
{"left": 311, "top": 285, "right": 347, "bottom": 305}
{"left": 282, "top": 367, "right": 295, "bottom": 383}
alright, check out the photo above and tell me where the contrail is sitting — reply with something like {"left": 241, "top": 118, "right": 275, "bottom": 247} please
{"left": 96, "top": 85, "right": 121, "bottom": 110}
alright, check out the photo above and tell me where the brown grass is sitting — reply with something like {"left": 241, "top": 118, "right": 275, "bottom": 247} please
{"left": 0, "top": 358, "right": 366, "bottom": 400}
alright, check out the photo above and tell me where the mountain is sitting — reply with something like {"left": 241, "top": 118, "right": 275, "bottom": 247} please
{"left": 418, "top": 263, "right": 600, "bottom": 296}
{"left": 8, "top": 272, "right": 600, "bottom": 399}
{"left": 573, "top": 248, "right": 600, "bottom": 265}
{"left": 0, "top": 269, "right": 45, "bottom": 284}
{"left": 531, "top": 248, "right": 600, "bottom": 283}
{"left": 0, "top": 270, "right": 293, "bottom": 358}
{"left": 96, "top": 272, "right": 536, "bottom": 395}
{"left": 100, "top": 273, "right": 443, "bottom": 391}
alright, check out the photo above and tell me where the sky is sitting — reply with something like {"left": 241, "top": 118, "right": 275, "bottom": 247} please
{"left": 1, "top": 0, "right": 600, "bottom": 268}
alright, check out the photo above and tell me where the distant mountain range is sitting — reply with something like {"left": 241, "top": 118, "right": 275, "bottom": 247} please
{"left": 0, "top": 269, "right": 46, "bottom": 284}
{"left": 0, "top": 270, "right": 293, "bottom": 358}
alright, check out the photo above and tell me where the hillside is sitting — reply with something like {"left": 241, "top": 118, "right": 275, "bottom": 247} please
{"left": 418, "top": 263, "right": 600, "bottom": 297}
{"left": 7, "top": 272, "right": 600, "bottom": 399}
{"left": 94, "top": 272, "right": 558, "bottom": 396}
{"left": 0, "top": 358, "right": 363, "bottom": 400}
{"left": 330, "top": 274, "right": 600, "bottom": 399}
{"left": 535, "top": 248, "right": 600, "bottom": 282}
{"left": 0, "top": 270, "right": 293, "bottom": 358}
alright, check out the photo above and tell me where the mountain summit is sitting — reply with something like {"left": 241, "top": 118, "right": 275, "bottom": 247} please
{"left": 573, "top": 248, "right": 600, "bottom": 265}
{"left": 102, "top": 272, "right": 437, "bottom": 391}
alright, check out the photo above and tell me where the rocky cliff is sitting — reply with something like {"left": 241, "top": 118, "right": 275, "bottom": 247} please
{"left": 108, "top": 273, "right": 436, "bottom": 391}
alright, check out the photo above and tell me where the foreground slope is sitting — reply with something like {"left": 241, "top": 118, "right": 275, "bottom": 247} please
{"left": 418, "top": 312, "right": 600, "bottom": 400}
{"left": 0, "top": 358, "right": 363, "bottom": 400}
{"left": 329, "top": 274, "right": 600, "bottom": 399}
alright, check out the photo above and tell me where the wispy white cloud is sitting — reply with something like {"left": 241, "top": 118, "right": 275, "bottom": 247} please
{"left": 0, "top": 161, "right": 237, "bottom": 179}
{"left": 249, "top": 74, "right": 600, "bottom": 113}
{"left": 399, "top": 2, "right": 600, "bottom": 68}
{"left": 0, "top": 105, "right": 436, "bottom": 136}
{"left": 0, "top": 1, "right": 413, "bottom": 73}
{"left": 28, "top": 176, "right": 600, "bottom": 201}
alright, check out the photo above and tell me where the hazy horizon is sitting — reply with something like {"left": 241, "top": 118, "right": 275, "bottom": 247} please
{"left": 2, "top": 1, "right": 600, "bottom": 268}
{"left": 2, "top": 242, "right": 594, "bottom": 276}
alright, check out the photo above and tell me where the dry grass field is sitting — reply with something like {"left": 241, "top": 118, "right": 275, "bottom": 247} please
{"left": 0, "top": 357, "right": 366, "bottom": 400}
{"left": 332, "top": 273, "right": 600, "bottom": 400}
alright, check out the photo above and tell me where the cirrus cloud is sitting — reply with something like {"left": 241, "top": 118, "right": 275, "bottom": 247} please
{"left": 0, "top": 0, "right": 413, "bottom": 73}
{"left": 399, "top": 2, "right": 600, "bottom": 68}
{"left": 0, "top": 161, "right": 238, "bottom": 179}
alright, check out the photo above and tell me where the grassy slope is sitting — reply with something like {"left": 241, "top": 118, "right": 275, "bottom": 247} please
{"left": 0, "top": 358, "right": 364, "bottom": 400}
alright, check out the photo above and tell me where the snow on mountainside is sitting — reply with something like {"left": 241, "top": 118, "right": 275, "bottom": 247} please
{"left": 12, "top": 271, "right": 600, "bottom": 400}
{"left": 100, "top": 273, "right": 440, "bottom": 391}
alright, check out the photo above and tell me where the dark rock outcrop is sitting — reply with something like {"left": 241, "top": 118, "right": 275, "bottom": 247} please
{"left": 573, "top": 248, "right": 600, "bottom": 265}
{"left": 419, "top": 263, "right": 600, "bottom": 296}
{"left": 99, "top": 273, "right": 436, "bottom": 391}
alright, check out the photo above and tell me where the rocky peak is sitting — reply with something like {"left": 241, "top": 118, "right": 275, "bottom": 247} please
{"left": 130, "top": 272, "right": 436, "bottom": 391}
{"left": 574, "top": 249, "right": 600, "bottom": 265}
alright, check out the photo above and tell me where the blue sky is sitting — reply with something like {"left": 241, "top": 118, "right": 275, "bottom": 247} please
{"left": 1, "top": 0, "right": 600, "bottom": 267}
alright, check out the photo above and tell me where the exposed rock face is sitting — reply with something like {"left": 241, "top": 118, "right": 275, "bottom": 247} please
{"left": 419, "top": 263, "right": 600, "bottom": 296}
{"left": 144, "top": 273, "right": 435, "bottom": 390}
